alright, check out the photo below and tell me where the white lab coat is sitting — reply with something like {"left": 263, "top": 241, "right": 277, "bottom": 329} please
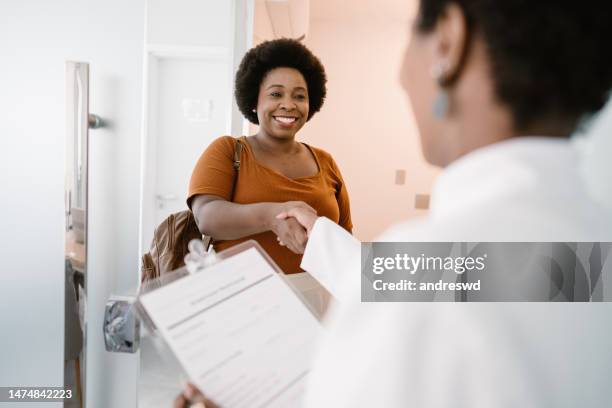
{"left": 300, "top": 137, "right": 612, "bottom": 408}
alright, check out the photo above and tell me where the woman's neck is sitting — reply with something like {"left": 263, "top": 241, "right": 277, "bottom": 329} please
{"left": 253, "top": 131, "right": 300, "bottom": 154}
{"left": 441, "top": 114, "right": 575, "bottom": 168}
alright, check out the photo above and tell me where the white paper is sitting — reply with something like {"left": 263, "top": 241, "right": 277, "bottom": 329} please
{"left": 139, "top": 247, "right": 321, "bottom": 408}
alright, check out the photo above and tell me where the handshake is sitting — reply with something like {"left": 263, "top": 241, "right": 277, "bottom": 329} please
{"left": 269, "top": 201, "right": 319, "bottom": 254}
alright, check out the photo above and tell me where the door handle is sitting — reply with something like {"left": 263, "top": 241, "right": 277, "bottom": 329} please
{"left": 103, "top": 296, "right": 140, "bottom": 353}
{"left": 88, "top": 114, "right": 104, "bottom": 129}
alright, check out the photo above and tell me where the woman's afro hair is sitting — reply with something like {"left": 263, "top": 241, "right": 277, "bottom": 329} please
{"left": 234, "top": 38, "right": 327, "bottom": 125}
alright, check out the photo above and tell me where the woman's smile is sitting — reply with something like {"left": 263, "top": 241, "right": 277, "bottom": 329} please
{"left": 273, "top": 115, "right": 299, "bottom": 127}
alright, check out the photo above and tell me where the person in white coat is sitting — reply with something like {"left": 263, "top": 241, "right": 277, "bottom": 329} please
{"left": 175, "top": 0, "right": 612, "bottom": 406}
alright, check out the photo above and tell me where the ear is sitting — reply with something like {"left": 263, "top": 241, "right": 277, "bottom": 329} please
{"left": 431, "top": 3, "right": 469, "bottom": 86}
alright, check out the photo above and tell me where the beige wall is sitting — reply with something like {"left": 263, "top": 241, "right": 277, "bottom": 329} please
{"left": 303, "top": 18, "right": 440, "bottom": 240}
{"left": 253, "top": 2, "right": 441, "bottom": 240}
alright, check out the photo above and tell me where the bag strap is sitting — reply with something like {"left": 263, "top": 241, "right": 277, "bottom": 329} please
{"left": 233, "top": 137, "right": 243, "bottom": 170}
{"left": 229, "top": 137, "right": 243, "bottom": 201}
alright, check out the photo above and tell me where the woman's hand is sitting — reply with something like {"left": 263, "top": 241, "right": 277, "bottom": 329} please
{"left": 173, "top": 383, "right": 218, "bottom": 408}
{"left": 271, "top": 217, "right": 308, "bottom": 254}
{"left": 276, "top": 205, "right": 318, "bottom": 236}
{"left": 266, "top": 201, "right": 315, "bottom": 254}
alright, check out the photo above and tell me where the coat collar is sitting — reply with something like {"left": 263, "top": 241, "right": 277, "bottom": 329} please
{"left": 429, "top": 137, "right": 576, "bottom": 220}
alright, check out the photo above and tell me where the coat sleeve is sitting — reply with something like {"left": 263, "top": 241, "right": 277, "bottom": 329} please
{"left": 300, "top": 217, "right": 361, "bottom": 302}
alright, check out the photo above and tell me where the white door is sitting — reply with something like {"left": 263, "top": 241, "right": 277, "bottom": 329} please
{"left": 1, "top": 1, "right": 251, "bottom": 407}
{"left": 1, "top": 1, "right": 146, "bottom": 408}
{"left": 153, "top": 56, "right": 232, "bottom": 224}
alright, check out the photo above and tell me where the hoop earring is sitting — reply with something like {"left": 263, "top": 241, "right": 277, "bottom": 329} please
{"left": 430, "top": 62, "right": 450, "bottom": 119}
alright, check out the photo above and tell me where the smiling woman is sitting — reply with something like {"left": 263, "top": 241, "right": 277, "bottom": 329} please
{"left": 187, "top": 39, "right": 352, "bottom": 274}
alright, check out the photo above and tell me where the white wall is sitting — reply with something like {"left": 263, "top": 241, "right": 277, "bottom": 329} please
{"left": 0, "top": 1, "right": 145, "bottom": 406}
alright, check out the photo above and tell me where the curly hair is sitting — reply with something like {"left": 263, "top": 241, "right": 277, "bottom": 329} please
{"left": 234, "top": 38, "right": 327, "bottom": 125}
{"left": 416, "top": 0, "right": 612, "bottom": 131}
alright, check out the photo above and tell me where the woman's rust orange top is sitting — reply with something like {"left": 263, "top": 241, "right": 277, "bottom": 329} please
{"left": 187, "top": 136, "right": 352, "bottom": 273}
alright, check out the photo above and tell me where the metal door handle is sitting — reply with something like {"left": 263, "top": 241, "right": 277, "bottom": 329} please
{"left": 103, "top": 296, "right": 140, "bottom": 353}
{"left": 88, "top": 114, "right": 104, "bottom": 129}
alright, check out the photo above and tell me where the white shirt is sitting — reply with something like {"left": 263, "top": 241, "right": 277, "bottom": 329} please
{"left": 300, "top": 137, "right": 612, "bottom": 408}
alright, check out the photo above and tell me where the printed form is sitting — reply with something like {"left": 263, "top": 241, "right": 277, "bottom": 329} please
{"left": 138, "top": 247, "right": 322, "bottom": 408}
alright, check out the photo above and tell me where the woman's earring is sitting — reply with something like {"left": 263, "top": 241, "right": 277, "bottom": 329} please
{"left": 252, "top": 108, "right": 256, "bottom": 113}
{"left": 432, "top": 89, "right": 449, "bottom": 119}
{"left": 430, "top": 62, "right": 449, "bottom": 119}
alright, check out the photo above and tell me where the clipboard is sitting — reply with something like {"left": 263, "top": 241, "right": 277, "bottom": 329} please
{"left": 135, "top": 240, "right": 322, "bottom": 408}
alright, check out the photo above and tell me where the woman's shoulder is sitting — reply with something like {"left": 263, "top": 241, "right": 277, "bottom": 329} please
{"left": 210, "top": 135, "right": 237, "bottom": 148}
{"left": 204, "top": 135, "right": 240, "bottom": 156}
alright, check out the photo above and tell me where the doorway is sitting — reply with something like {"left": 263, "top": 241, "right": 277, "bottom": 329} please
{"left": 140, "top": 47, "right": 233, "bottom": 253}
